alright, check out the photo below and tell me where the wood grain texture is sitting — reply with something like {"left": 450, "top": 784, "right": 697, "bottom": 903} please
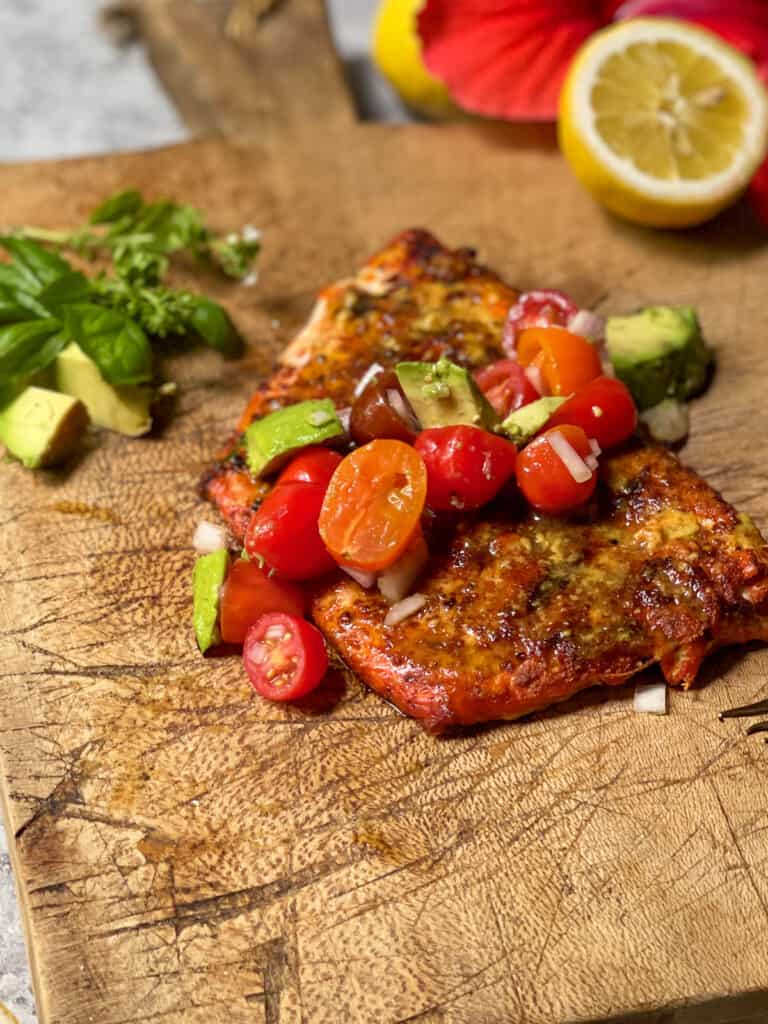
{"left": 2, "top": 3, "right": 768, "bottom": 1022}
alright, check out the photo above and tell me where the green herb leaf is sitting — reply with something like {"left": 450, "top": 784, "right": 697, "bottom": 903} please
{"left": 37, "top": 270, "right": 92, "bottom": 315}
{"left": 0, "top": 319, "right": 66, "bottom": 380}
{"left": 63, "top": 303, "right": 153, "bottom": 386}
{"left": 0, "top": 285, "right": 38, "bottom": 325}
{"left": 188, "top": 297, "right": 243, "bottom": 357}
{"left": 90, "top": 189, "right": 144, "bottom": 225}
{"left": 0, "top": 237, "right": 72, "bottom": 290}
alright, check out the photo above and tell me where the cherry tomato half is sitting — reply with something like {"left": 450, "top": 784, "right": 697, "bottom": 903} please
{"left": 244, "top": 612, "right": 328, "bottom": 701}
{"left": 277, "top": 448, "right": 343, "bottom": 489}
{"left": 349, "top": 370, "right": 418, "bottom": 446}
{"left": 415, "top": 425, "right": 517, "bottom": 512}
{"left": 503, "top": 289, "right": 577, "bottom": 353}
{"left": 319, "top": 439, "right": 427, "bottom": 572}
{"left": 245, "top": 481, "right": 337, "bottom": 580}
{"left": 547, "top": 376, "right": 637, "bottom": 450}
{"left": 474, "top": 359, "right": 539, "bottom": 417}
{"left": 517, "top": 425, "right": 597, "bottom": 515}
{"left": 220, "top": 558, "right": 307, "bottom": 644}
{"left": 517, "top": 327, "right": 602, "bottom": 396}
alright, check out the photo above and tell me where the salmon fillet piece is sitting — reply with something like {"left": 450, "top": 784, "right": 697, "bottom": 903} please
{"left": 203, "top": 229, "right": 768, "bottom": 732}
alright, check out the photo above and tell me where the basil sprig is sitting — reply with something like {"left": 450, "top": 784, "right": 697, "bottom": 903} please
{"left": 0, "top": 230, "right": 244, "bottom": 400}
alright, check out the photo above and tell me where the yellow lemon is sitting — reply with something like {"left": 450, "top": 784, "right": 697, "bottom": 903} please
{"left": 559, "top": 18, "right": 768, "bottom": 228}
{"left": 372, "top": 0, "right": 457, "bottom": 119}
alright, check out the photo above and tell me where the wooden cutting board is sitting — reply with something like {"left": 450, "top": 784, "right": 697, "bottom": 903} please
{"left": 1, "top": 2, "right": 768, "bottom": 1022}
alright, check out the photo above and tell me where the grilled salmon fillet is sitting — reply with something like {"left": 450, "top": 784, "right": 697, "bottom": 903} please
{"left": 203, "top": 229, "right": 768, "bottom": 732}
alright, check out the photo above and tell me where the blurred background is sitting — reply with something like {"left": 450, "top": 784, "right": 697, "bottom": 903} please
{"left": 0, "top": 0, "right": 408, "bottom": 164}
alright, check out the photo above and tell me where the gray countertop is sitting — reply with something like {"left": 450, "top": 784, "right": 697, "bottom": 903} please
{"left": 0, "top": 1, "right": 391, "bottom": 1019}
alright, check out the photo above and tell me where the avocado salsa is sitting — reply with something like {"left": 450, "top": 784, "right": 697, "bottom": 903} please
{"left": 193, "top": 298, "right": 713, "bottom": 670}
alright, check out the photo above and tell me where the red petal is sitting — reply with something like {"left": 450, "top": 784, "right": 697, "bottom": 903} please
{"left": 613, "top": 0, "right": 768, "bottom": 83}
{"left": 749, "top": 156, "right": 768, "bottom": 228}
{"left": 418, "top": 0, "right": 606, "bottom": 121}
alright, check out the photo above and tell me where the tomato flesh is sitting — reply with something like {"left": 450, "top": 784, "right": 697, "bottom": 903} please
{"left": 350, "top": 370, "right": 417, "bottom": 446}
{"left": 245, "top": 481, "right": 337, "bottom": 580}
{"left": 277, "top": 448, "right": 343, "bottom": 489}
{"left": 503, "top": 290, "right": 577, "bottom": 353}
{"left": 243, "top": 612, "right": 328, "bottom": 701}
{"left": 474, "top": 359, "right": 539, "bottom": 417}
{"left": 415, "top": 425, "right": 517, "bottom": 512}
{"left": 517, "top": 424, "right": 597, "bottom": 515}
{"left": 220, "top": 559, "right": 307, "bottom": 644}
{"left": 319, "top": 439, "right": 427, "bottom": 571}
{"left": 547, "top": 376, "right": 637, "bottom": 450}
{"left": 517, "top": 326, "right": 602, "bottom": 396}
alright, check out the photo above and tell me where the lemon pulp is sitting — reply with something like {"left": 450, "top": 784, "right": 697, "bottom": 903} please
{"left": 559, "top": 19, "right": 768, "bottom": 227}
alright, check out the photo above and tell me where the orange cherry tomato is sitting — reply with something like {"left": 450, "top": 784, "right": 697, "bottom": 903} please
{"left": 319, "top": 440, "right": 427, "bottom": 572}
{"left": 516, "top": 326, "right": 602, "bottom": 396}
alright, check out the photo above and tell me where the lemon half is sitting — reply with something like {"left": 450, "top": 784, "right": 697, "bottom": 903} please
{"left": 559, "top": 18, "right": 768, "bottom": 227}
{"left": 372, "top": 0, "right": 457, "bottom": 119}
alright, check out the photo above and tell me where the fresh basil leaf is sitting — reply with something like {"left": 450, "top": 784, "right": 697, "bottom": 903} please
{"left": 0, "top": 262, "right": 38, "bottom": 295}
{"left": 0, "top": 285, "right": 37, "bottom": 325}
{"left": 0, "top": 319, "right": 65, "bottom": 379}
{"left": 90, "top": 189, "right": 143, "bottom": 225}
{"left": 0, "top": 237, "right": 72, "bottom": 290}
{"left": 188, "top": 297, "right": 243, "bottom": 357}
{"left": 38, "top": 270, "right": 92, "bottom": 315}
{"left": 63, "top": 303, "right": 153, "bottom": 386}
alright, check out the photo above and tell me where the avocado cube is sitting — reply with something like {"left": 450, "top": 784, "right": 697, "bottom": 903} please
{"left": 244, "top": 398, "right": 344, "bottom": 478}
{"left": 605, "top": 306, "right": 712, "bottom": 411}
{"left": 193, "top": 548, "right": 229, "bottom": 654}
{"left": 499, "top": 395, "right": 568, "bottom": 446}
{"left": 0, "top": 386, "right": 89, "bottom": 468}
{"left": 395, "top": 357, "right": 499, "bottom": 431}
{"left": 55, "top": 342, "right": 152, "bottom": 436}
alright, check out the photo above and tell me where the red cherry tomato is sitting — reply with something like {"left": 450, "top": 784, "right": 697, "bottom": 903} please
{"left": 547, "top": 376, "right": 637, "bottom": 450}
{"left": 276, "top": 448, "right": 343, "bottom": 489}
{"left": 245, "top": 481, "right": 337, "bottom": 580}
{"left": 243, "top": 612, "right": 328, "bottom": 701}
{"left": 415, "top": 425, "right": 517, "bottom": 512}
{"left": 474, "top": 359, "right": 539, "bottom": 417}
{"left": 220, "top": 558, "right": 307, "bottom": 644}
{"left": 503, "top": 290, "right": 577, "bottom": 353}
{"left": 517, "top": 425, "right": 597, "bottom": 515}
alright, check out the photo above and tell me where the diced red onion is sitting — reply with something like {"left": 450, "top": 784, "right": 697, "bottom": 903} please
{"left": 640, "top": 399, "right": 689, "bottom": 444}
{"left": 340, "top": 564, "right": 377, "bottom": 589}
{"left": 567, "top": 309, "right": 605, "bottom": 343}
{"left": 378, "top": 536, "right": 429, "bottom": 604}
{"left": 547, "top": 430, "right": 593, "bottom": 483}
{"left": 354, "top": 362, "right": 385, "bottom": 397}
{"left": 584, "top": 454, "right": 599, "bottom": 472}
{"left": 337, "top": 406, "right": 352, "bottom": 433}
{"left": 524, "top": 365, "right": 544, "bottom": 395}
{"left": 193, "top": 521, "right": 228, "bottom": 555}
{"left": 384, "top": 593, "right": 427, "bottom": 626}
{"left": 634, "top": 681, "right": 668, "bottom": 715}
{"left": 589, "top": 438, "right": 602, "bottom": 457}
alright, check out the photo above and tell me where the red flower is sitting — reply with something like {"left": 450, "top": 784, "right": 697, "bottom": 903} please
{"left": 418, "top": 0, "right": 768, "bottom": 122}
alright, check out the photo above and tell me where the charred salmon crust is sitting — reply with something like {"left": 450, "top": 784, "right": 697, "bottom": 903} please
{"left": 203, "top": 229, "right": 768, "bottom": 732}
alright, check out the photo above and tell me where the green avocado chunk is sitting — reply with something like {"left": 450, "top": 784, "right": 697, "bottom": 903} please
{"left": 0, "top": 386, "right": 89, "bottom": 468}
{"left": 245, "top": 398, "right": 344, "bottom": 477}
{"left": 55, "top": 342, "right": 153, "bottom": 436}
{"left": 395, "top": 357, "right": 499, "bottom": 430}
{"left": 193, "top": 548, "right": 229, "bottom": 654}
{"left": 499, "top": 395, "right": 568, "bottom": 446}
{"left": 605, "top": 306, "right": 712, "bottom": 411}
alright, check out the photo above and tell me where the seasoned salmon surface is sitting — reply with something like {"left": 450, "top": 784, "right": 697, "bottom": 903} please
{"left": 203, "top": 229, "right": 768, "bottom": 732}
